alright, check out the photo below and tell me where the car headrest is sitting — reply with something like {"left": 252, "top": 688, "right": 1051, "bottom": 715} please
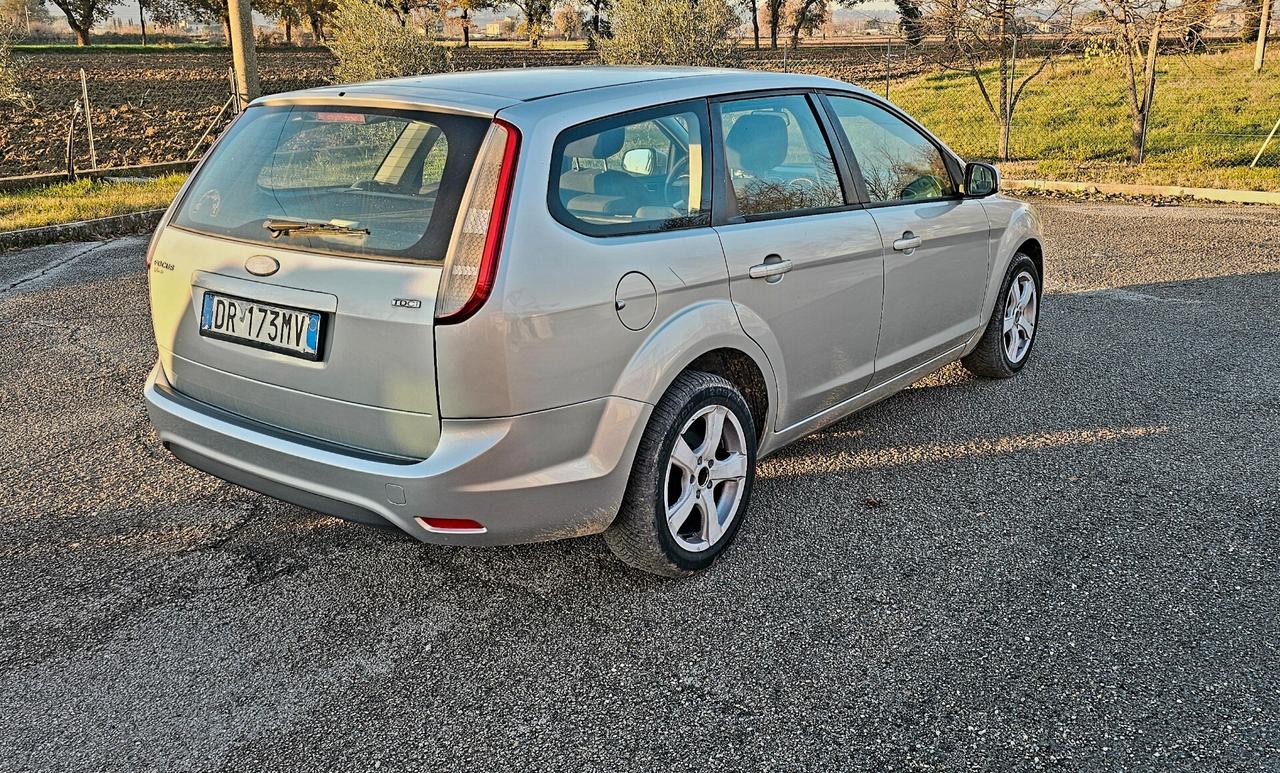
{"left": 725, "top": 114, "right": 788, "bottom": 177}
{"left": 564, "top": 127, "right": 626, "bottom": 160}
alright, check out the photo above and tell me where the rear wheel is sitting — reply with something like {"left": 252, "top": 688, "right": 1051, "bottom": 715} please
{"left": 605, "top": 371, "right": 757, "bottom": 577}
{"left": 962, "top": 253, "right": 1041, "bottom": 379}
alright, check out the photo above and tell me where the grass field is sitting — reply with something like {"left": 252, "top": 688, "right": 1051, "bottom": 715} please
{"left": 890, "top": 46, "right": 1280, "bottom": 191}
{"left": 0, "top": 175, "right": 184, "bottom": 231}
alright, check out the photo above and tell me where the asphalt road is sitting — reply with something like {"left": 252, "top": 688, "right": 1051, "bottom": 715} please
{"left": 2, "top": 200, "right": 1278, "bottom": 771}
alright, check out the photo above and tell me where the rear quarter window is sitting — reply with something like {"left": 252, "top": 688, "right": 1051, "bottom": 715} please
{"left": 172, "top": 106, "right": 488, "bottom": 262}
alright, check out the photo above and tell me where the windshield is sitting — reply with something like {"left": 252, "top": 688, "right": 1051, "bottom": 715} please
{"left": 171, "top": 105, "right": 489, "bottom": 262}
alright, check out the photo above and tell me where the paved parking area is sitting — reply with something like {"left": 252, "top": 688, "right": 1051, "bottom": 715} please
{"left": 1, "top": 200, "right": 1278, "bottom": 771}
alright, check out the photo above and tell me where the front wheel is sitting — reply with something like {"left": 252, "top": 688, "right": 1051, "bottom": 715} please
{"left": 962, "top": 253, "right": 1041, "bottom": 379}
{"left": 604, "top": 371, "right": 757, "bottom": 577}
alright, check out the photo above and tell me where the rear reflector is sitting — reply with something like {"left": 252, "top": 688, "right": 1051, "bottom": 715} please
{"left": 416, "top": 516, "right": 487, "bottom": 534}
{"left": 435, "top": 118, "right": 520, "bottom": 324}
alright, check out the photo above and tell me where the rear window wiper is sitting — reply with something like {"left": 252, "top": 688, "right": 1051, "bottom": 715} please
{"left": 264, "top": 217, "right": 370, "bottom": 238}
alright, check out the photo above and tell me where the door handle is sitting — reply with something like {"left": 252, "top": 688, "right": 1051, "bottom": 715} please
{"left": 892, "top": 232, "right": 922, "bottom": 252}
{"left": 748, "top": 258, "right": 793, "bottom": 280}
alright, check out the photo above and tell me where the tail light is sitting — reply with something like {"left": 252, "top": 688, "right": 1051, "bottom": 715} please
{"left": 435, "top": 119, "right": 521, "bottom": 324}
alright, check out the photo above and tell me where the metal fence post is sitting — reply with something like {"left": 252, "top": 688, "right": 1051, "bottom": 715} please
{"left": 228, "top": 66, "right": 242, "bottom": 114}
{"left": 79, "top": 68, "right": 97, "bottom": 170}
{"left": 885, "top": 38, "right": 891, "bottom": 100}
{"left": 1251, "top": 116, "right": 1280, "bottom": 167}
{"left": 64, "top": 100, "right": 82, "bottom": 180}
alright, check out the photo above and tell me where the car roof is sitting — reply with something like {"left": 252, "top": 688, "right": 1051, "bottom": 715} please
{"left": 254, "top": 66, "right": 868, "bottom": 116}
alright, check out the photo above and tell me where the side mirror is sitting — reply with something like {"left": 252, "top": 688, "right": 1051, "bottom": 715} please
{"left": 622, "top": 147, "right": 657, "bottom": 176}
{"left": 964, "top": 161, "right": 1000, "bottom": 197}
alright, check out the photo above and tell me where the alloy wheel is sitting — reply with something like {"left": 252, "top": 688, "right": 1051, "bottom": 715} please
{"left": 663, "top": 405, "right": 748, "bottom": 553}
{"left": 1002, "top": 270, "right": 1038, "bottom": 364}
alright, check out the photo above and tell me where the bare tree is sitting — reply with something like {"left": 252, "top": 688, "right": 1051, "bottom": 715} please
{"left": 1099, "top": 0, "right": 1215, "bottom": 162}
{"left": 739, "top": 0, "right": 759, "bottom": 48}
{"left": 789, "top": 0, "right": 867, "bottom": 47}
{"left": 923, "top": 0, "right": 1077, "bottom": 160}
{"left": 447, "top": 0, "right": 497, "bottom": 45}
{"left": 896, "top": 0, "right": 924, "bottom": 44}
{"left": 511, "top": 0, "right": 555, "bottom": 46}
{"left": 581, "top": 0, "right": 609, "bottom": 43}
{"left": 762, "top": 0, "right": 782, "bottom": 47}
{"left": 49, "top": 0, "right": 118, "bottom": 43}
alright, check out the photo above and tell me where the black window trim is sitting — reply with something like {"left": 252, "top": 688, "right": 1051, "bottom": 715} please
{"left": 546, "top": 98, "right": 714, "bottom": 239}
{"left": 708, "top": 88, "right": 864, "bottom": 227}
{"left": 816, "top": 90, "right": 966, "bottom": 210}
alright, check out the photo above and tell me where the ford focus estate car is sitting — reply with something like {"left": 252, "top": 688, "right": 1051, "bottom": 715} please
{"left": 144, "top": 66, "right": 1044, "bottom": 576}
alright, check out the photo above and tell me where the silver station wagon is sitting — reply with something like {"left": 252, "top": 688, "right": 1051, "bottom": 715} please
{"left": 145, "top": 66, "right": 1044, "bottom": 576}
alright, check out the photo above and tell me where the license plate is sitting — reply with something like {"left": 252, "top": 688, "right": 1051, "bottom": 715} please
{"left": 199, "top": 291, "right": 323, "bottom": 360}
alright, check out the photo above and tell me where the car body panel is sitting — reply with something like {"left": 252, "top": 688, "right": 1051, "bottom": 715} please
{"left": 715, "top": 210, "right": 885, "bottom": 432}
{"left": 866, "top": 198, "right": 991, "bottom": 384}
{"left": 143, "top": 67, "right": 1044, "bottom": 546}
{"left": 149, "top": 226, "right": 444, "bottom": 459}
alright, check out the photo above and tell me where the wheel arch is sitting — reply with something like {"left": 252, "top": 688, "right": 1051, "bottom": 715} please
{"left": 969, "top": 202, "right": 1045, "bottom": 354}
{"left": 611, "top": 299, "right": 779, "bottom": 441}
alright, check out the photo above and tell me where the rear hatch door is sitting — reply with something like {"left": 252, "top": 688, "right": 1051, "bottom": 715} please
{"left": 149, "top": 104, "right": 491, "bottom": 459}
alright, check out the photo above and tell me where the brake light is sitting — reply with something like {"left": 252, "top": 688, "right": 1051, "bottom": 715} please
{"left": 435, "top": 119, "right": 520, "bottom": 324}
{"left": 416, "top": 516, "right": 487, "bottom": 533}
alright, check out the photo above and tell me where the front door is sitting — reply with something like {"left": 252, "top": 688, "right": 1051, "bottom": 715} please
{"left": 712, "top": 93, "right": 885, "bottom": 433}
{"left": 822, "top": 94, "right": 991, "bottom": 384}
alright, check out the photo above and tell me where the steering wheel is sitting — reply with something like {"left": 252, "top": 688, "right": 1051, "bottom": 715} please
{"left": 664, "top": 155, "right": 691, "bottom": 210}
{"left": 899, "top": 176, "right": 944, "bottom": 201}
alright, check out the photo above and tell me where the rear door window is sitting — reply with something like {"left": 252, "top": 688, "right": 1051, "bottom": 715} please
{"left": 549, "top": 101, "right": 711, "bottom": 237}
{"left": 172, "top": 106, "right": 489, "bottom": 261}
{"left": 715, "top": 94, "right": 845, "bottom": 219}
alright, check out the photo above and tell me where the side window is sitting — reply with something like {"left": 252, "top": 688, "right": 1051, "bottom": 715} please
{"left": 825, "top": 95, "right": 957, "bottom": 204}
{"left": 550, "top": 103, "right": 710, "bottom": 236}
{"left": 716, "top": 94, "right": 844, "bottom": 218}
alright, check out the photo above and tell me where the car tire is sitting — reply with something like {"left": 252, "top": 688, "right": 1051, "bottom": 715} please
{"left": 962, "top": 253, "right": 1042, "bottom": 379}
{"left": 604, "top": 370, "right": 757, "bottom": 577}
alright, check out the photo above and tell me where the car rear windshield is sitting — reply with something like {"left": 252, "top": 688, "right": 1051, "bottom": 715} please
{"left": 171, "top": 105, "right": 489, "bottom": 262}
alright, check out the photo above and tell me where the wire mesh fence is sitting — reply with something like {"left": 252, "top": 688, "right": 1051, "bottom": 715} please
{"left": 1, "top": 40, "right": 1277, "bottom": 188}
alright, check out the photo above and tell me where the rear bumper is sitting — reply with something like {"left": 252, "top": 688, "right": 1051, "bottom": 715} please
{"left": 144, "top": 363, "right": 650, "bottom": 545}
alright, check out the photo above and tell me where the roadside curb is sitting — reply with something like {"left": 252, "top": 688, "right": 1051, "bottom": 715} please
{"left": 1004, "top": 178, "right": 1280, "bottom": 206}
{"left": 0, "top": 209, "right": 164, "bottom": 252}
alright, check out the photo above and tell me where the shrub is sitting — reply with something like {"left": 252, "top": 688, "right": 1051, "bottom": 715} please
{"left": 599, "top": 0, "right": 741, "bottom": 67}
{"left": 326, "top": 0, "right": 451, "bottom": 82}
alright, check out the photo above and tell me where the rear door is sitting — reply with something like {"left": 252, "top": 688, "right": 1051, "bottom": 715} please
{"left": 821, "top": 93, "right": 990, "bottom": 384}
{"left": 711, "top": 92, "right": 885, "bottom": 433}
{"left": 149, "top": 105, "right": 492, "bottom": 459}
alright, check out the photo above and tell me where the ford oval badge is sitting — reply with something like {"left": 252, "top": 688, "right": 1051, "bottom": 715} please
{"left": 245, "top": 255, "right": 280, "bottom": 277}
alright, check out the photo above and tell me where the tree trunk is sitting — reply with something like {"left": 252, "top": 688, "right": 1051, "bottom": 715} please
{"left": 284, "top": 16, "right": 292, "bottom": 44}
{"left": 1257, "top": 0, "right": 1273, "bottom": 72}
{"left": 751, "top": 2, "right": 760, "bottom": 49}
{"left": 139, "top": 1, "right": 147, "bottom": 46}
{"left": 309, "top": 14, "right": 324, "bottom": 42}
{"left": 72, "top": 23, "right": 90, "bottom": 45}
{"left": 462, "top": 8, "right": 470, "bottom": 46}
